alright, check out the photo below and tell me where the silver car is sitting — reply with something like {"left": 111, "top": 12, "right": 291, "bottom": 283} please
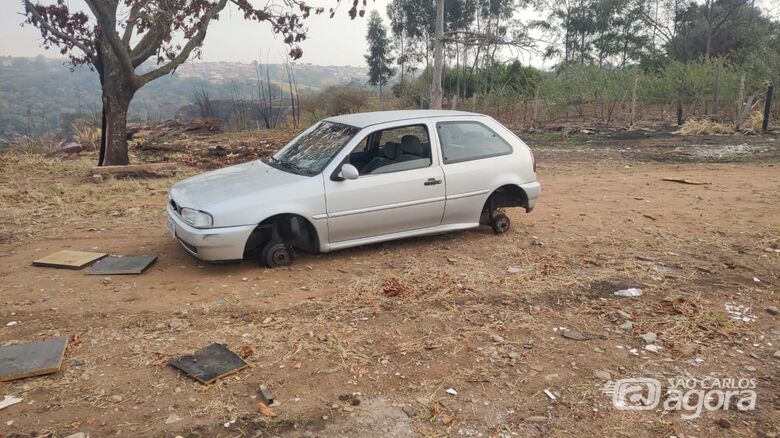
{"left": 167, "top": 110, "right": 540, "bottom": 267}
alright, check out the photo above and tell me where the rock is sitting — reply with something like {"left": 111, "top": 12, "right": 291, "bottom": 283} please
{"left": 561, "top": 330, "right": 600, "bottom": 341}
{"left": 522, "top": 342, "right": 534, "bottom": 349}
{"left": 525, "top": 416, "right": 547, "bottom": 423}
{"left": 45, "top": 142, "right": 82, "bottom": 158}
{"left": 507, "top": 267, "right": 521, "bottom": 274}
{"left": 64, "top": 433, "right": 88, "bottom": 438}
{"left": 716, "top": 418, "right": 731, "bottom": 429}
{"left": 491, "top": 335, "right": 505, "bottom": 343}
{"left": 445, "top": 388, "right": 457, "bottom": 396}
{"left": 401, "top": 405, "right": 417, "bottom": 418}
{"left": 615, "top": 310, "right": 632, "bottom": 320}
{"left": 111, "top": 395, "right": 123, "bottom": 403}
{"left": 258, "top": 385, "right": 274, "bottom": 405}
{"left": 165, "top": 414, "right": 182, "bottom": 424}
{"left": 619, "top": 321, "right": 634, "bottom": 331}
{"left": 594, "top": 370, "right": 612, "bottom": 380}
{"left": 91, "top": 174, "right": 103, "bottom": 183}
{"left": 102, "top": 277, "right": 112, "bottom": 285}
{"left": 773, "top": 350, "right": 780, "bottom": 359}
{"left": 766, "top": 306, "right": 779, "bottom": 316}
{"left": 638, "top": 332, "right": 657, "bottom": 344}
{"left": 544, "top": 373, "right": 560, "bottom": 382}
{"left": 508, "top": 351, "right": 520, "bottom": 360}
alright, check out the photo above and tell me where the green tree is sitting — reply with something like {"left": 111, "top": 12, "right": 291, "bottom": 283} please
{"left": 365, "top": 10, "right": 397, "bottom": 107}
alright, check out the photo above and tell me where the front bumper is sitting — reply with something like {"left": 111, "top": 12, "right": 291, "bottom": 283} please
{"left": 167, "top": 205, "right": 255, "bottom": 261}
{"left": 520, "top": 181, "right": 541, "bottom": 212}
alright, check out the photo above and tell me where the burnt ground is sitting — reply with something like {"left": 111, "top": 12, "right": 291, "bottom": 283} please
{"left": 0, "top": 128, "right": 779, "bottom": 437}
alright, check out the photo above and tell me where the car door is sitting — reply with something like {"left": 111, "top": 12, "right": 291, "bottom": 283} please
{"left": 324, "top": 122, "right": 445, "bottom": 243}
{"left": 435, "top": 119, "right": 515, "bottom": 225}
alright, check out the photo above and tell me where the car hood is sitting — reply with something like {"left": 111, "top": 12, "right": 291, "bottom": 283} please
{"left": 170, "top": 160, "right": 306, "bottom": 211}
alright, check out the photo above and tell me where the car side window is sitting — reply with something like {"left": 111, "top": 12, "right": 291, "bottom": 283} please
{"left": 349, "top": 124, "right": 432, "bottom": 175}
{"left": 436, "top": 121, "right": 513, "bottom": 164}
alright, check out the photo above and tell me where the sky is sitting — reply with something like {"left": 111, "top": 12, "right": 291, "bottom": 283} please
{"left": 0, "top": 0, "right": 401, "bottom": 66}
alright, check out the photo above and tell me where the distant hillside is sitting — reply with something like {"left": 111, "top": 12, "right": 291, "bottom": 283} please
{"left": 0, "top": 56, "right": 367, "bottom": 137}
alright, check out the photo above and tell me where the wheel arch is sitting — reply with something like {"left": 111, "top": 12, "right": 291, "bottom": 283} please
{"left": 243, "top": 213, "right": 320, "bottom": 258}
{"left": 483, "top": 183, "right": 530, "bottom": 213}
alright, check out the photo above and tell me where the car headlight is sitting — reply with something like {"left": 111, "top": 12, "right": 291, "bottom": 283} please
{"left": 181, "top": 208, "right": 213, "bottom": 228}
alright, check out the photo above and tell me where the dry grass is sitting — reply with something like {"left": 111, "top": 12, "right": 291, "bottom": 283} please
{"left": 677, "top": 118, "right": 735, "bottom": 135}
{"left": 73, "top": 123, "right": 101, "bottom": 151}
{"left": 0, "top": 133, "right": 63, "bottom": 154}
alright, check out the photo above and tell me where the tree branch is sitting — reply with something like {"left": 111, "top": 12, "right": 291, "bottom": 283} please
{"left": 23, "top": 0, "right": 96, "bottom": 60}
{"left": 136, "top": 0, "right": 228, "bottom": 86}
{"left": 122, "top": 0, "right": 149, "bottom": 45}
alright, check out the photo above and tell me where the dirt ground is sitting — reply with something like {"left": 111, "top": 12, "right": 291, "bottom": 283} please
{"left": 1, "top": 128, "right": 779, "bottom": 437}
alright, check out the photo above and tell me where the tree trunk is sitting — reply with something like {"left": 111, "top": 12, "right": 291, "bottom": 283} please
{"left": 430, "top": 0, "right": 444, "bottom": 110}
{"left": 96, "top": 39, "right": 136, "bottom": 166}
{"left": 100, "top": 90, "right": 132, "bottom": 166}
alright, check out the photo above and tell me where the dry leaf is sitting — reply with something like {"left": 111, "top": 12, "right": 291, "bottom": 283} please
{"left": 258, "top": 402, "right": 278, "bottom": 417}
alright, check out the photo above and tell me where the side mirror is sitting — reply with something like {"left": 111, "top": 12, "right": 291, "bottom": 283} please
{"left": 340, "top": 163, "right": 359, "bottom": 180}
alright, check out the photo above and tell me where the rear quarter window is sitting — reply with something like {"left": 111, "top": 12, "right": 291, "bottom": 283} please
{"left": 436, "top": 121, "right": 513, "bottom": 164}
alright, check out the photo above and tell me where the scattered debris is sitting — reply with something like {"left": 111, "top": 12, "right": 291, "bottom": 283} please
{"left": 614, "top": 288, "right": 643, "bottom": 297}
{"left": 258, "top": 385, "right": 274, "bottom": 405}
{"left": 44, "top": 142, "right": 82, "bottom": 158}
{"left": 725, "top": 302, "right": 757, "bottom": 323}
{"left": 752, "top": 277, "right": 761, "bottom": 283}
{"left": 661, "top": 177, "right": 710, "bottom": 185}
{"left": 507, "top": 267, "right": 521, "bottom": 274}
{"left": 5, "top": 321, "right": 19, "bottom": 327}
{"left": 0, "top": 337, "right": 68, "bottom": 382}
{"left": 168, "top": 343, "right": 248, "bottom": 385}
{"left": 445, "top": 388, "right": 458, "bottom": 396}
{"left": 525, "top": 416, "right": 547, "bottom": 423}
{"left": 258, "top": 402, "right": 278, "bottom": 417}
{"left": 0, "top": 395, "right": 22, "bottom": 410}
{"left": 645, "top": 344, "right": 660, "bottom": 353}
{"left": 543, "top": 389, "right": 557, "bottom": 401}
{"left": 32, "top": 250, "right": 107, "bottom": 269}
{"left": 86, "top": 255, "right": 158, "bottom": 275}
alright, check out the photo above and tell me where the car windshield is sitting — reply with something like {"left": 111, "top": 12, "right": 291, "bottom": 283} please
{"left": 265, "top": 121, "right": 359, "bottom": 176}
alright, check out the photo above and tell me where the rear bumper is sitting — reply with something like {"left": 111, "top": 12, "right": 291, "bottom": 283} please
{"left": 167, "top": 206, "right": 255, "bottom": 261}
{"left": 520, "top": 181, "right": 541, "bottom": 212}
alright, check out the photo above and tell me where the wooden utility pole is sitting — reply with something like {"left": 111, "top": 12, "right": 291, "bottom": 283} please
{"left": 677, "top": 81, "right": 685, "bottom": 126}
{"left": 430, "top": 0, "right": 444, "bottom": 109}
{"left": 763, "top": 83, "right": 774, "bottom": 132}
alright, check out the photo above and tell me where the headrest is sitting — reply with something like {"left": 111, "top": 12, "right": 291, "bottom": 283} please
{"left": 401, "top": 135, "right": 422, "bottom": 155}
{"left": 382, "top": 142, "right": 401, "bottom": 160}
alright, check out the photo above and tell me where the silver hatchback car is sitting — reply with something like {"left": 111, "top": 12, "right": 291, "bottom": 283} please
{"left": 167, "top": 110, "right": 540, "bottom": 267}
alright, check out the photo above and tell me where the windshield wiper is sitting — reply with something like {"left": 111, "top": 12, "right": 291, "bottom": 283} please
{"left": 268, "top": 156, "right": 310, "bottom": 175}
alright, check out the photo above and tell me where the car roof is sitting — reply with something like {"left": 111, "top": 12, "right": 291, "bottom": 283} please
{"left": 324, "top": 110, "right": 485, "bottom": 128}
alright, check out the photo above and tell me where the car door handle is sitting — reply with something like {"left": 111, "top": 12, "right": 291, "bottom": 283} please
{"left": 424, "top": 178, "right": 442, "bottom": 186}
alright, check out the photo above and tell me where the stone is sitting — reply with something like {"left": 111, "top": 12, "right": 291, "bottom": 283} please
{"left": 766, "top": 306, "right": 779, "bottom": 316}
{"left": 526, "top": 416, "right": 547, "bottom": 423}
{"left": 615, "top": 310, "right": 632, "bottom": 320}
{"left": 165, "top": 414, "right": 181, "bottom": 424}
{"left": 716, "top": 418, "right": 731, "bottom": 429}
{"left": 594, "top": 370, "right": 612, "bottom": 380}
{"left": 638, "top": 332, "right": 657, "bottom": 344}
{"left": 402, "top": 405, "right": 417, "bottom": 418}
{"left": 619, "top": 321, "right": 634, "bottom": 331}
{"left": 491, "top": 335, "right": 505, "bottom": 343}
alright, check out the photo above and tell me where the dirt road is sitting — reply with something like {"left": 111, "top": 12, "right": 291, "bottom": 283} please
{"left": 1, "top": 131, "right": 778, "bottom": 437}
